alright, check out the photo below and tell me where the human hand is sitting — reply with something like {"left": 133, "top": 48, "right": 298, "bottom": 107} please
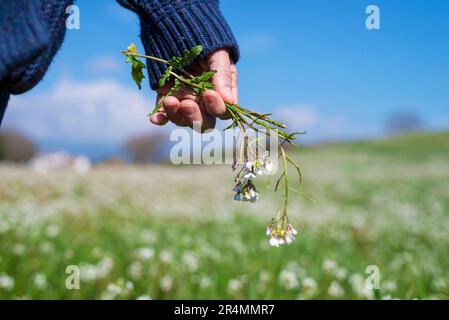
{"left": 149, "top": 49, "right": 238, "bottom": 132}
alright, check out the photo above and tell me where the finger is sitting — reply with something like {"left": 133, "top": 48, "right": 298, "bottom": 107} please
{"left": 203, "top": 90, "right": 229, "bottom": 120}
{"left": 150, "top": 95, "right": 168, "bottom": 125}
{"left": 231, "top": 64, "right": 238, "bottom": 104}
{"left": 162, "top": 96, "right": 184, "bottom": 126}
{"left": 150, "top": 108, "right": 168, "bottom": 126}
{"left": 207, "top": 49, "right": 234, "bottom": 104}
{"left": 178, "top": 100, "right": 215, "bottom": 131}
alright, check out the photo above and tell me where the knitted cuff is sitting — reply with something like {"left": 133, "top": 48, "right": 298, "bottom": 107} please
{"left": 5, "top": 0, "right": 73, "bottom": 94}
{"left": 0, "top": 0, "right": 50, "bottom": 84}
{"left": 138, "top": 0, "right": 240, "bottom": 90}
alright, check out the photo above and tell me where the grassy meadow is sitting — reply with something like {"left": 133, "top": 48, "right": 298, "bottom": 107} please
{"left": 0, "top": 132, "right": 448, "bottom": 299}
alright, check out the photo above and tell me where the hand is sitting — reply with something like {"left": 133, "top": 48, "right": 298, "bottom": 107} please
{"left": 149, "top": 49, "right": 238, "bottom": 132}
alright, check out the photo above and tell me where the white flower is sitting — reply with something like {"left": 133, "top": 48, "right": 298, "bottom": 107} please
{"left": 199, "top": 276, "right": 212, "bottom": 289}
{"left": 128, "top": 261, "right": 143, "bottom": 279}
{"left": 265, "top": 225, "right": 272, "bottom": 236}
{"left": 269, "top": 236, "right": 280, "bottom": 247}
{"left": 160, "top": 275, "right": 173, "bottom": 292}
{"left": 243, "top": 161, "right": 257, "bottom": 179}
{"left": 33, "top": 273, "right": 47, "bottom": 290}
{"left": 182, "top": 251, "right": 199, "bottom": 272}
{"left": 287, "top": 224, "right": 298, "bottom": 235}
{"left": 227, "top": 278, "right": 243, "bottom": 294}
{"left": 302, "top": 277, "right": 317, "bottom": 293}
{"left": 323, "top": 259, "right": 337, "bottom": 272}
{"left": 243, "top": 170, "right": 256, "bottom": 179}
{"left": 328, "top": 280, "right": 344, "bottom": 297}
{"left": 0, "top": 273, "right": 14, "bottom": 291}
{"left": 279, "top": 270, "right": 299, "bottom": 290}
{"left": 263, "top": 160, "right": 274, "bottom": 175}
{"left": 12, "top": 243, "right": 26, "bottom": 255}
{"left": 285, "top": 231, "right": 295, "bottom": 244}
{"left": 137, "top": 295, "right": 152, "bottom": 300}
{"left": 135, "top": 247, "right": 154, "bottom": 261}
{"left": 46, "top": 225, "right": 60, "bottom": 238}
{"left": 159, "top": 250, "right": 173, "bottom": 264}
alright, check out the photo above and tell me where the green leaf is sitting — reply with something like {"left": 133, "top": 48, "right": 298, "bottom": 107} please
{"left": 169, "top": 45, "right": 203, "bottom": 69}
{"left": 130, "top": 57, "right": 146, "bottom": 90}
{"left": 167, "top": 78, "right": 182, "bottom": 96}
{"left": 191, "top": 70, "right": 216, "bottom": 84}
{"left": 158, "top": 66, "right": 173, "bottom": 88}
{"left": 148, "top": 79, "right": 183, "bottom": 116}
{"left": 124, "top": 53, "right": 146, "bottom": 90}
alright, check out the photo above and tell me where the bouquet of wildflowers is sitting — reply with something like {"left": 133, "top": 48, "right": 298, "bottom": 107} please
{"left": 122, "top": 44, "right": 314, "bottom": 247}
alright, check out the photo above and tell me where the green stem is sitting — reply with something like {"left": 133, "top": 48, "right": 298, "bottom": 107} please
{"left": 122, "top": 51, "right": 193, "bottom": 79}
{"left": 121, "top": 50, "right": 169, "bottom": 65}
{"left": 280, "top": 146, "right": 289, "bottom": 220}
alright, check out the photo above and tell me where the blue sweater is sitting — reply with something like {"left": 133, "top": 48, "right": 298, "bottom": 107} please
{"left": 0, "top": 0, "right": 239, "bottom": 125}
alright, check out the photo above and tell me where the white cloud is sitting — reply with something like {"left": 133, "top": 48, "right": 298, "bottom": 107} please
{"left": 5, "top": 78, "right": 157, "bottom": 144}
{"left": 88, "top": 55, "right": 123, "bottom": 74}
{"left": 273, "top": 104, "right": 349, "bottom": 142}
{"left": 273, "top": 105, "right": 319, "bottom": 132}
{"left": 237, "top": 32, "right": 278, "bottom": 54}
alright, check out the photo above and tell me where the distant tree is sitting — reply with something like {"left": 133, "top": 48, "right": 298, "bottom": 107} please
{"left": 122, "top": 132, "right": 166, "bottom": 163}
{"left": 0, "top": 129, "right": 38, "bottom": 163}
{"left": 385, "top": 111, "right": 424, "bottom": 136}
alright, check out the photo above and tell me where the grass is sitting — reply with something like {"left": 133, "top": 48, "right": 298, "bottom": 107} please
{"left": 0, "top": 131, "right": 448, "bottom": 299}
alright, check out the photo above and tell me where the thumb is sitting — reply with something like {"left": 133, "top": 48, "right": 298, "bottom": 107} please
{"left": 207, "top": 49, "right": 234, "bottom": 104}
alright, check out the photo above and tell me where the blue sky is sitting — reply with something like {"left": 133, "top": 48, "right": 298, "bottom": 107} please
{"left": 3, "top": 0, "right": 449, "bottom": 159}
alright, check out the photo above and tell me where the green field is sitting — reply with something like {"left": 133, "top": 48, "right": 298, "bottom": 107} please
{"left": 1, "top": 132, "right": 448, "bottom": 299}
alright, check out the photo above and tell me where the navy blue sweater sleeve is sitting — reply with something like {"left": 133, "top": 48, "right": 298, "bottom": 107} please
{"left": 117, "top": 0, "right": 239, "bottom": 90}
{"left": 0, "top": 0, "right": 50, "bottom": 85}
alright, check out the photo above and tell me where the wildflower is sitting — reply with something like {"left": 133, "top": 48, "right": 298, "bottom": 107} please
{"left": 279, "top": 270, "right": 299, "bottom": 289}
{"left": 160, "top": 275, "right": 173, "bottom": 292}
{"left": 259, "top": 271, "right": 272, "bottom": 284}
{"left": 159, "top": 250, "right": 173, "bottom": 264}
{"left": 323, "top": 259, "right": 337, "bottom": 272}
{"left": 33, "top": 273, "right": 47, "bottom": 290}
{"left": 227, "top": 278, "right": 244, "bottom": 294}
{"left": 269, "top": 236, "right": 280, "bottom": 247}
{"left": 328, "top": 280, "right": 344, "bottom": 297}
{"left": 46, "top": 224, "right": 60, "bottom": 238}
{"left": 135, "top": 247, "right": 154, "bottom": 261}
{"left": 199, "top": 275, "right": 212, "bottom": 289}
{"left": 267, "top": 224, "right": 298, "bottom": 247}
{"left": 265, "top": 224, "right": 272, "bottom": 236}
{"left": 12, "top": 243, "right": 26, "bottom": 256}
{"left": 263, "top": 159, "right": 274, "bottom": 175}
{"left": 302, "top": 277, "right": 317, "bottom": 293}
{"left": 243, "top": 168, "right": 256, "bottom": 180}
{"left": 234, "top": 181, "right": 259, "bottom": 203}
{"left": 0, "top": 273, "right": 14, "bottom": 291}
{"left": 128, "top": 261, "right": 143, "bottom": 279}
{"left": 182, "top": 251, "right": 199, "bottom": 272}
